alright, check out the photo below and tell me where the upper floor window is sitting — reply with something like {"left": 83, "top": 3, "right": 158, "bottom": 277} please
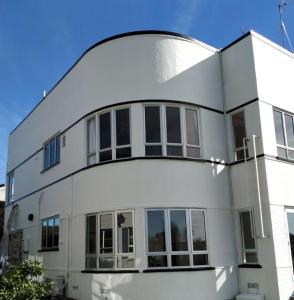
{"left": 87, "top": 107, "right": 131, "bottom": 166}
{"left": 273, "top": 109, "right": 294, "bottom": 159}
{"left": 86, "top": 210, "right": 135, "bottom": 269}
{"left": 144, "top": 105, "right": 200, "bottom": 158}
{"left": 44, "top": 135, "right": 60, "bottom": 170}
{"left": 146, "top": 208, "right": 208, "bottom": 268}
{"left": 231, "top": 111, "right": 248, "bottom": 161}
{"left": 239, "top": 210, "right": 258, "bottom": 264}
{"left": 7, "top": 171, "right": 15, "bottom": 203}
{"left": 41, "top": 215, "right": 59, "bottom": 250}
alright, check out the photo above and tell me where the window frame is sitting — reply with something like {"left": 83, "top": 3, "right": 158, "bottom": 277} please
{"left": 41, "top": 215, "right": 59, "bottom": 250}
{"left": 143, "top": 104, "right": 201, "bottom": 159}
{"left": 43, "top": 134, "right": 61, "bottom": 171}
{"left": 86, "top": 116, "right": 98, "bottom": 165}
{"left": 273, "top": 108, "right": 294, "bottom": 159}
{"left": 145, "top": 208, "right": 209, "bottom": 269}
{"left": 7, "top": 171, "right": 15, "bottom": 203}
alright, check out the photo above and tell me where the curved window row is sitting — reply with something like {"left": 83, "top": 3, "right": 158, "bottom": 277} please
{"left": 86, "top": 103, "right": 200, "bottom": 166}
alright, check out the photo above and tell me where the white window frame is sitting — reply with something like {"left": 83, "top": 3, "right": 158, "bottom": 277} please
{"left": 145, "top": 208, "right": 209, "bottom": 269}
{"left": 86, "top": 116, "right": 97, "bottom": 165}
{"left": 143, "top": 103, "right": 201, "bottom": 159}
{"left": 7, "top": 171, "right": 15, "bottom": 203}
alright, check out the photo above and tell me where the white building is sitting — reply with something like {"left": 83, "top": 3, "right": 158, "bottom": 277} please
{"left": 4, "top": 30, "right": 294, "bottom": 300}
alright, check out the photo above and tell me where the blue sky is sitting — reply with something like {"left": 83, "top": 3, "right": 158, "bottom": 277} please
{"left": 0, "top": 0, "right": 293, "bottom": 183}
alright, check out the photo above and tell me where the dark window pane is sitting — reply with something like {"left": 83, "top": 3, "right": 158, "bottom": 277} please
{"left": 100, "top": 150, "right": 112, "bottom": 162}
{"left": 99, "top": 257, "right": 114, "bottom": 269}
{"left": 117, "top": 212, "right": 133, "bottom": 254}
{"left": 44, "top": 143, "right": 50, "bottom": 169}
{"left": 86, "top": 215, "right": 96, "bottom": 255}
{"left": 116, "top": 108, "right": 130, "bottom": 146}
{"left": 148, "top": 256, "right": 167, "bottom": 268}
{"left": 47, "top": 218, "right": 54, "bottom": 248}
{"left": 285, "top": 114, "right": 294, "bottom": 148}
{"left": 193, "top": 254, "right": 208, "bottom": 266}
{"left": 191, "top": 210, "right": 207, "bottom": 251}
{"left": 100, "top": 112, "right": 111, "bottom": 149}
{"left": 145, "top": 106, "right": 161, "bottom": 143}
{"left": 240, "top": 211, "right": 256, "bottom": 250}
{"left": 167, "top": 146, "right": 182, "bottom": 157}
{"left": 42, "top": 220, "right": 47, "bottom": 248}
{"left": 56, "top": 136, "right": 60, "bottom": 163}
{"left": 232, "top": 111, "right": 246, "bottom": 149}
{"left": 86, "top": 257, "right": 97, "bottom": 269}
{"left": 166, "top": 107, "right": 181, "bottom": 144}
{"left": 171, "top": 255, "right": 190, "bottom": 267}
{"left": 50, "top": 138, "right": 56, "bottom": 165}
{"left": 274, "top": 110, "right": 286, "bottom": 146}
{"left": 277, "top": 147, "right": 287, "bottom": 158}
{"left": 170, "top": 210, "right": 188, "bottom": 251}
{"left": 116, "top": 147, "right": 131, "bottom": 159}
{"left": 100, "top": 214, "right": 113, "bottom": 254}
{"left": 245, "top": 252, "right": 258, "bottom": 263}
{"left": 186, "top": 109, "right": 199, "bottom": 145}
{"left": 187, "top": 147, "right": 200, "bottom": 158}
{"left": 147, "top": 210, "right": 166, "bottom": 252}
{"left": 53, "top": 218, "right": 59, "bottom": 247}
{"left": 145, "top": 145, "right": 162, "bottom": 156}
{"left": 287, "top": 212, "right": 294, "bottom": 271}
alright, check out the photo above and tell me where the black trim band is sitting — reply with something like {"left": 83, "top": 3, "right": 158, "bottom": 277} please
{"left": 143, "top": 267, "right": 215, "bottom": 273}
{"left": 238, "top": 264, "right": 262, "bottom": 269}
{"left": 221, "top": 31, "right": 251, "bottom": 52}
{"left": 226, "top": 98, "right": 259, "bottom": 114}
{"left": 81, "top": 269, "right": 139, "bottom": 274}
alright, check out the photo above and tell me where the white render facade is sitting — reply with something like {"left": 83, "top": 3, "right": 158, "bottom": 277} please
{"left": 4, "top": 30, "right": 294, "bottom": 300}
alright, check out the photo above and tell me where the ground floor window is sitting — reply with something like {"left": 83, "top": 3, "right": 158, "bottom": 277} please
{"left": 146, "top": 208, "right": 208, "bottom": 268}
{"left": 86, "top": 210, "right": 135, "bottom": 269}
{"left": 41, "top": 215, "right": 59, "bottom": 250}
{"left": 239, "top": 210, "right": 258, "bottom": 263}
{"left": 8, "top": 230, "right": 23, "bottom": 264}
{"left": 286, "top": 210, "right": 294, "bottom": 271}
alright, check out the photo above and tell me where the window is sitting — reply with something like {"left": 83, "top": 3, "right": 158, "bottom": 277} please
{"left": 41, "top": 216, "right": 59, "bottom": 250}
{"left": 232, "top": 111, "right": 248, "bottom": 161}
{"left": 7, "top": 172, "right": 15, "bottom": 203}
{"left": 44, "top": 135, "right": 60, "bottom": 170}
{"left": 144, "top": 105, "right": 200, "bottom": 158}
{"left": 85, "top": 210, "right": 135, "bottom": 269}
{"left": 273, "top": 109, "right": 294, "bottom": 159}
{"left": 286, "top": 211, "right": 294, "bottom": 272}
{"left": 239, "top": 210, "right": 258, "bottom": 263}
{"left": 146, "top": 208, "right": 208, "bottom": 268}
{"left": 86, "top": 107, "right": 131, "bottom": 166}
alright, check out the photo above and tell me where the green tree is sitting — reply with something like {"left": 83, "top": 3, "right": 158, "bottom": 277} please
{"left": 0, "top": 260, "right": 53, "bottom": 300}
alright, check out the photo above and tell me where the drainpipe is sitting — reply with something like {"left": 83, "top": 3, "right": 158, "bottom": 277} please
{"left": 36, "top": 191, "right": 44, "bottom": 259}
{"left": 252, "top": 135, "right": 267, "bottom": 239}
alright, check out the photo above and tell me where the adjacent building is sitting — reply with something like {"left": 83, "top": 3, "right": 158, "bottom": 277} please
{"left": 4, "top": 30, "right": 294, "bottom": 300}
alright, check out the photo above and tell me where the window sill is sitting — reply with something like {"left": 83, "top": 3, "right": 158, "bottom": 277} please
{"left": 238, "top": 263, "right": 262, "bottom": 269}
{"left": 38, "top": 248, "right": 59, "bottom": 252}
{"left": 41, "top": 161, "right": 60, "bottom": 173}
{"left": 81, "top": 269, "right": 139, "bottom": 274}
{"left": 143, "top": 266, "right": 215, "bottom": 273}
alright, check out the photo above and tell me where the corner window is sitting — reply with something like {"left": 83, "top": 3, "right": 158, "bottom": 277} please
{"left": 286, "top": 210, "right": 294, "bottom": 272}
{"left": 146, "top": 208, "right": 208, "bottom": 268}
{"left": 44, "top": 135, "right": 60, "bottom": 170}
{"left": 85, "top": 210, "right": 135, "bottom": 270}
{"left": 41, "top": 216, "right": 59, "bottom": 250}
{"left": 239, "top": 210, "right": 258, "bottom": 263}
{"left": 7, "top": 171, "right": 15, "bottom": 203}
{"left": 232, "top": 111, "right": 248, "bottom": 161}
{"left": 87, "top": 117, "right": 97, "bottom": 165}
{"left": 144, "top": 105, "right": 200, "bottom": 158}
{"left": 274, "top": 109, "right": 294, "bottom": 159}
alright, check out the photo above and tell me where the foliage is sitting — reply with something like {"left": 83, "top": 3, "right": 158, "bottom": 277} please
{"left": 0, "top": 260, "right": 53, "bottom": 300}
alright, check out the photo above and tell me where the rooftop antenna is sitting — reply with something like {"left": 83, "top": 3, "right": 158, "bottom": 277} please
{"left": 278, "top": 0, "right": 294, "bottom": 52}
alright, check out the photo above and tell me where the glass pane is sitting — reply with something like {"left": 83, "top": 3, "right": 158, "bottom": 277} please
{"left": 116, "top": 147, "right": 131, "bottom": 159}
{"left": 117, "top": 212, "right": 133, "bottom": 254}
{"left": 193, "top": 254, "right": 208, "bottom": 266}
{"left": 116, "top": 108, "right": 130, "bottom": 146}
{"left": 167, "top": 145, "right": 182, "bottom": 157}
{"left": 148, "top": 256, "right": 168, "bottom": 268}
{"left": 56, "top": 136, "right": 60, "bottom": 163}
{"left": 145, "top": 145, "right": 162, "bottom": 156}
{"left": 53, "top": 218, "right": 59, "bottom": 248}
{"left": 289, "top": 150, "right": 294, "bottom": 160}
{"left": 42, "top": 220, "right": 47, "bottom": 248}
{"left": 145, "top": 106, "right": 161, "bottom": 143}
{"left": 274, "top": 110, "right": 286, "bottom": 146}
{"left": 100, "top": 214, "right": 113, "bottom": 254}
{"left": 240, "top": 211, "right": 256, "bottom": 250}
{"left": 86, "top": 215, "right": 96, "bottom": 255}
{"left": 99, "top": 257, "right": 114, "bottom": 269}
{"left": 171, "top": 255, "right": 190, "bottom": 267}
{"left": 166, "top": 107, "right": 181, "bottom": 144}
{"left": 285, "top": 114, "right": 294, "bottom": 148}
{"left": 87, "top": 118, "right": 96, "bottom": 154}
{"left": 287, "top": 212, "right": 294, "bottom": 270}
{"left": 191, "top": 210, "right": 207, "bottom": 251}
{"left": 86, "top": 256, "right": 97, "bottom": 269}
{"left": 245, "top": 252, "right": 258, "bottom": 263}
{"left": 47, "top": 218, "right": 54, "bottom": 248}
{"left": 147, "top": 210, "right": 166, "bottom": 252}
{"left": 120, "top": 256, "right": 135, "bottom": 268}
{"left": 99, "top": 150, "right": 112, "bottom": 162}
{"left": 187, "top": 147, "right": 200, "bottom": 158}
{"left": 232, "top": 111, "right": 246, "bottom": 149}
{"left": 100, "top": 112, "right": 111, "bottom": 150}
{"left": 44, "top": 143, "right": 50, "bottom": 169}
{"left": 277, "top": 147, "right": 287, "bottom": 158}
{"left": 236, "top": 149, "right": 246, "bottom": 160}
{"left": 170, "top": 210, "right": 188, "bottom": 251}
{"left": 87, "top": 154, "right": 96, "bottom": 165}
{"left": 50, "top": 138, "right": 56, "bottom": 165}
{"left": 186, "top": 109, "right": 199, "bottom": 145}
